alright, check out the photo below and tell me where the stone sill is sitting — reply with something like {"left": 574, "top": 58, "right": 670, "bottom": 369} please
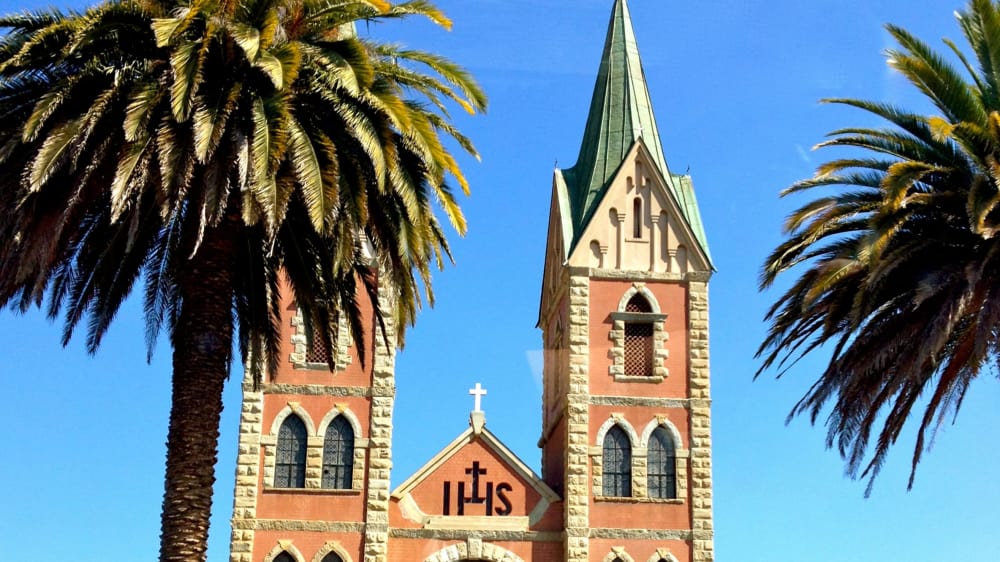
{"left": 625, "top": 237, "right": 649, "bottom": 244}
{"left": 292, "top": 363, "right": 336, "bottom": 372}
{"left": 263, "top": 487, "right": 362, "bottom": 495}
{"left": 614, "top": 375, "right": 665, "bottom": 383}
{"left": 594, "top": 496, "right": 685, "bottom": 505}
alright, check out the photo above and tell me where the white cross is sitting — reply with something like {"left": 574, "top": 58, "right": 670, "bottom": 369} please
{"left": 469, "top": 383, "right": 487, "bottom": 413}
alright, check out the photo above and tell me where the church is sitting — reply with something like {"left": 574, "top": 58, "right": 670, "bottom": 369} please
{"left": 228, "top": 1, "right": 715, "bottom": 561}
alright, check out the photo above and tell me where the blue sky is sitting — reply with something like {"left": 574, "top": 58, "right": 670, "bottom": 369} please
{"left": 2, "top": 0, "right": 999, "bottom": 561}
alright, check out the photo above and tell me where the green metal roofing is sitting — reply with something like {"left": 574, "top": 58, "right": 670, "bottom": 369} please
{"left": 561, "top": 0, "right": 711, "bottom": 264}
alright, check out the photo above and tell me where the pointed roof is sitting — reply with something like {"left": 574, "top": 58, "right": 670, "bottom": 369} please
{"left": 560, "top": 0, "right": 711, "bottom": 261}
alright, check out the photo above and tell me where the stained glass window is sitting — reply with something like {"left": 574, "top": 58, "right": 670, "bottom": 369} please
{"left": 648, "top": 426, "right": 677, "bottom": 499}
{"left": 602, "top": 425, "right": 632, "bottom": 497}
{"left": 322, "top": 416, "right": 354, "bottom": 489}
{"left": 274, "top": 415, "right": 307, "bottom": 488}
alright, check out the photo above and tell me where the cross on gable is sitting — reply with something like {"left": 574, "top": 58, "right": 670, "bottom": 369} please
{"left": 469, "top": 383, "right": 487, "bottom": 413}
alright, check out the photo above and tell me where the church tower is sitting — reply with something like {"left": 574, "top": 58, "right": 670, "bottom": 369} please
{"left": 537, "top": 1, "right": 715, "bottom": 561}
{"left": 229, "top": 277, "right": 398, "bottom": 562}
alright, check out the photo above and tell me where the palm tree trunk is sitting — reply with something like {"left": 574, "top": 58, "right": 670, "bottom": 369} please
{"left": 159, "top": 212, "right": 239, "bottom": 562}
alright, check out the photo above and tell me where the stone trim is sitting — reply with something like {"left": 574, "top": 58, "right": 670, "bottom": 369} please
{"left": 638, "top": 418, "right": 682, "bottom": 450}
{"left": 316, "top": 408, "right": 364, "bottom": 440}
{"left": 312, "top": 541, "right": 354, "bottom": 562}
{"left": 289, "top": 308, "right": 353, "bottom": 371}
{"left": 565, "top": 274, "right": 591, "bottom": 562}
{"left": 602, "top": 547, "right": 635, "bottom": 562}
{"left": 646, "top": 550, "right": 680, "bottom": 562}
{"left": 687, "top": 280, "right": 714, "bottom": 562}
{"left": 590, "top": 396, "right": 689, "bottom": 408}
{"left": 589, "top": 529, "right": 693, "bottom": 541}
{"left": 594, "top": 415, "right": 640, "bottom": 447}
{"left": 609, "top": 283, "right": 668, "bottom": 381}
{"left": 364, "top": 281, "right": 397, "bottom": 562}
{"left": 424, "top": 515, "right": 530, "bottom": 531}
{"left": 389, "top": 529, "right": 563, "bottom": 542}
{"left": 423, "top": 540, "right": 524, "bottom": 562}
{"left": 234, "top": 519, "right": 366, "bottom": 532}
{"left": 261, "top": 384, "right": 374, "bottom": 398}
{"left": 566, "top": 266, "right": 712, "bottom": 282}
{"left": 269, "top": 402, "right": 317, "bottom": 436}
{"left": 263, "top": 542, "right": 307, "bottom": 562}
{"left": 230, "top": 372, "right": 264, "bottom": 562}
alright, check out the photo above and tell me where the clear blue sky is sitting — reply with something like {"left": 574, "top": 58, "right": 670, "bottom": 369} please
{"left": 2, "top": 1, "right": 999, "bottom": 561}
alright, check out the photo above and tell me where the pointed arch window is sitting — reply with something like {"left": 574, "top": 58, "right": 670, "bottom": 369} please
{"left": 320, "top": 554, "right": 344, "bottom": 562}
{"left": 275, "top": 415, "right": 308, "bottom": 488}
{"left": 322, "top": 416, "right": 355, "bottom": 489}
{"left": 648, "top": 426, "right": 677, "bottom": 499}
{"left": 602, "top": 425, "right": 632, "bottom": 497}
{"left": 273, "top": 552, "right": 296, "bottom": 562}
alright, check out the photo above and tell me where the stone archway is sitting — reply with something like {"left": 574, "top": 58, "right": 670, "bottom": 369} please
{"left": 422, "top": 538, "right": 524, "bottom": 562}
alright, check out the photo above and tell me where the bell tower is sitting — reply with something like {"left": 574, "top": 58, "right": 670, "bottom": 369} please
{"left": 537, "top": 1, "right": 715, "bottom": 561}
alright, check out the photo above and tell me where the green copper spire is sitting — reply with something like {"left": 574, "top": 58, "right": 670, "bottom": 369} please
{"left": 561, "top": 0, "right": 710, "bottom": 260}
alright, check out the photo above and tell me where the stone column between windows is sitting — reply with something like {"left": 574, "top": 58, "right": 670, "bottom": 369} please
{"left": 687, "top": 278, "right": 714, "bottom": 562}
{"left": 229, "top": 373, "right": 265, "bottom": 562}
{"left": 364, "top": 282, "right": 397, "bottom": 562}
{"left": 565, "top": 274, "right": 591, "bottom": 562}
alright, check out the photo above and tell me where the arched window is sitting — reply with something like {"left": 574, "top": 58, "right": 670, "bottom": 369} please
{"left": 320, "top": 553, "right": 344, "bottom": 562}
{"left": 648, "top": 426, "right": 677, "bottom": 499}
{"left": 602, "top": 425, "right": 632, "bottom": 497}
{"left": 275, "top": 414, "right": 308, "bottom": 488}
{"left": 273, "top": 552, "right": 296, "bottom": 562}
{"left": 624, "top": 294, "right": 654, "bottom": 376}
{"left": 633, "top": 197, "right": 643, "bottom": 238}
{"left": 322, "top": 416, "right": 354, "bottom": 489}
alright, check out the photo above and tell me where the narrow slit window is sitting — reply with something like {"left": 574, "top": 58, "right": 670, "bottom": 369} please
{"left": 633, "top": 197, "right": 643, "bottom": 238}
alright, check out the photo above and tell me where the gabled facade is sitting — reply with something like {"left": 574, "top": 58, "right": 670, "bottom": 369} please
{"left": 229, "top": 1, "right": 714, "bottom": 561}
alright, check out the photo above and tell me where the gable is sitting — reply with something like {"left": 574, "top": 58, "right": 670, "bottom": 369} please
{"left": 391, "top": 426, "right": 559, "bottom": 531}
{"left": 537, "top": 173, "right": 572, "bottom": 327}
{"left": 566, "top": 139, "right": 712, "bottom": 274}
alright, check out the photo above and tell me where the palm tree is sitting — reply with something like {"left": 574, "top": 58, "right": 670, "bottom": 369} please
{"left": 758, "top": 0, "right": 1000, "bottom": 495}
{"left": 0, "top": 0, "right": 485, "bottom": 560}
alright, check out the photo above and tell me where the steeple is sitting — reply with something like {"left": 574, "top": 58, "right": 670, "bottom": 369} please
{"left": 561, "top": 0, "right": 710, "bottom": 261}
